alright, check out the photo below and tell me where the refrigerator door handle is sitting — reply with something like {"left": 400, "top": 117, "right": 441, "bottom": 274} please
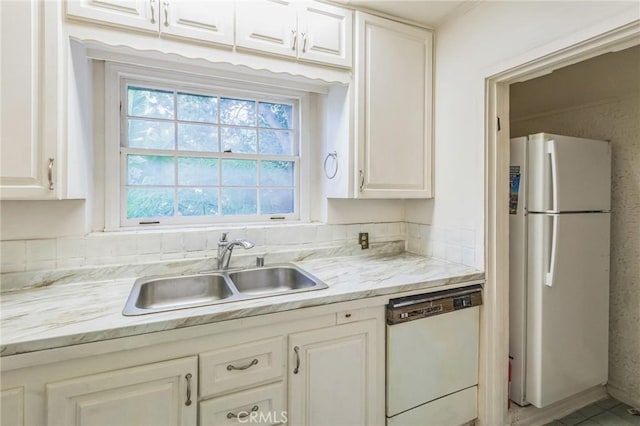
{"left": 545, "top": 215, "right": 559, "bottom": 287}
{"left": 546, "top": 140, "right": 559, "bottom": 212}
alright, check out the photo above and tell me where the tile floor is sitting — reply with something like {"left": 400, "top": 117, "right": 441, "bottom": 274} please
{"left": 544, "top": 397, "right": 640, "bottom": 426}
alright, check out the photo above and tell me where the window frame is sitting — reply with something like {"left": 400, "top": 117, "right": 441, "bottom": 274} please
{"left": 104, "top": 63, "right": 310, "bottom": 230}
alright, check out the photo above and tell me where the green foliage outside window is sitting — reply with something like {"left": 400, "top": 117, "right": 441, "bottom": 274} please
{"left": 124, "top": 86, "right": 296, "bottom": 221}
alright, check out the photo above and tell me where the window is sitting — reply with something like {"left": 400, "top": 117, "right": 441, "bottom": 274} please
{"left": 119, "top": 81, "right": 300, "bottom": 226}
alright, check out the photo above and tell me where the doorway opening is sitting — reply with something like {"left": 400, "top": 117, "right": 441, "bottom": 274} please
{"left": 483, "top": 22, "right": 639, "bottom": 426}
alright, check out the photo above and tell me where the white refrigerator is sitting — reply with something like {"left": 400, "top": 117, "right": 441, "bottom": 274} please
{"left": 509, "top": 133, "right": 611, "bottom": 408}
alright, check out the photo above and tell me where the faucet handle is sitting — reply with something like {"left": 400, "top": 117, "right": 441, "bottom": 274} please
{"left": 219, "top": 232, "right": 228, "bottom": 242}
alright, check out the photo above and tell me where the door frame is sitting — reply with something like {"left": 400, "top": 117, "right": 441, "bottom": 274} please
{"left": 482, "top": 21, "right": 639, "bottom": 426}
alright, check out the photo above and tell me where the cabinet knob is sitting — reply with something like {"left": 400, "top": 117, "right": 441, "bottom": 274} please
{"left": 291, "top": 30, "right": 297, "bottom": 51}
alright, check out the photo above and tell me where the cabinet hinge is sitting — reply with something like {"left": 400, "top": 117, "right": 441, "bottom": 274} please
{"left": 497, "top": 116, "right": 501, "bottom": 131}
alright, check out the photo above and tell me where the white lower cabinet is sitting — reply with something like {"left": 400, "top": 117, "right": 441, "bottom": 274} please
{"left": 46, "top": 356, "right": 197, "bottom": 426}
{"left": 1, "top": 305, "right": 393, "bottom": 426}
{"left": 288, "top": 320, "right": 378, "bottom": 426}
{"left": 1, "top": 387, "right": 24, "bottom": 426}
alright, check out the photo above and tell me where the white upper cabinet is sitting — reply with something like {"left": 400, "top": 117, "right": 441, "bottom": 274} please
{"left": 160, "top": 0, "right": 235, "bottom": 45}
{"left": 235, "top": 0, "right": 298, "bottom": 58}
{"left": 2, "top": 2, "right": 91, "bottom": 200}
{"left": 66, "top": 0, "right": 159, "bottom": 32}
{"left": 1, "top": 1, "right": 57, "bottom": 199}
{"left": 298, "top": 2, "right": 353, "bottom": 67}
{"left": 66, "top": 0, "right": 235, "bottom": 46}
{"left": 236, "top": 1, "right": 353, "bottom": 67}
{"left": 354, "top": 12, "right": 433, "bottom": 198}
{"left": 66, "top": 1, "right": 352, "bottom": 66}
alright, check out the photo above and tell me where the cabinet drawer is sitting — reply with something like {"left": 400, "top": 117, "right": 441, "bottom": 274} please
{"left": 200, "top": 337, "right": 284, "bottom": 397}
{"left": 336, "top": 306, "right": 381, "bottom": 325}
{"left": 199, "top": 382, "right": 286, "bottom": 425}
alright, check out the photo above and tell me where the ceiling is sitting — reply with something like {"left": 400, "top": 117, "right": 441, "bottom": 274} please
{"left": 510, "top": 45, "right": 640, "bottom": 120}
{"left": 333, "top": 0, "right": 471, "bottom": 28}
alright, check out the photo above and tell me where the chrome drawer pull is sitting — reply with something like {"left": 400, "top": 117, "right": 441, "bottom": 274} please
{"left": 227, "top": 405, "right": 259, "bottom": 419}
{"left": 226, "top": 358, "right": 258, "bottom": 371}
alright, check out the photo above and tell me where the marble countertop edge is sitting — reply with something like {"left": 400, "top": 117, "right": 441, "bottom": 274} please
{"left": 1, "top": 250, "right": 484, "bottom": 357}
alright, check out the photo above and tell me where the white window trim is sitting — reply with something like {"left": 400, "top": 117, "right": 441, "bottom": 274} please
{"left": 104, "top": 62, "right": 311, "bottom": 230}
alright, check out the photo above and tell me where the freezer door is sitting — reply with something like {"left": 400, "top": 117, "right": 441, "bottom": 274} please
{"left": 527, "top": 133, "right": 611, "bottom": 212}
{"left": 526, "top": 212, "right": 610, "bottom": 408}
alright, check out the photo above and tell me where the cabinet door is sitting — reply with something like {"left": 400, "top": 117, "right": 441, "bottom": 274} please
{"left": 0, "top": 1, "right": 57, "bottom": 200}
{"left": 1, "top": 387, "right": 24, "bottom": 426}
{"left": 298, "top": 2, "right": 352, "bottom": 67}
{"left": 235, "top": 0, "right": 297, "bottom": 58}
{"left": 354, "top": 12, "right": 433, "bottom": 198}
{"left": 161, "top": 0, "right": 234, "bottom": 46}
{"left": 288, "top": 320, "right": 378, "bottom": 426}
{"left": 47, "top": 357, "right": 197, "bottom": 426}
{"left": 66, "top": 0, "right": 159, "bottom": 32}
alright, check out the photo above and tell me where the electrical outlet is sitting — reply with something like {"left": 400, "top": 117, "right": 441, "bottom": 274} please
{"left": 359, "top": 232, "right": 369, "bottom": 249}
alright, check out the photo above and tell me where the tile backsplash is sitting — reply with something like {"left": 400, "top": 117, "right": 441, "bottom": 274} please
{"left": 0, "top": 221, "right": 478, "bottom": 275}
{"left": 405, "top": 222, "right": 477, "bottom": 267}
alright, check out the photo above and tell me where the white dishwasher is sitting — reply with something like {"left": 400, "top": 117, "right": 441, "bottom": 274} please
{"left": 386, "top": 285, "right": 482, "bottom": 426}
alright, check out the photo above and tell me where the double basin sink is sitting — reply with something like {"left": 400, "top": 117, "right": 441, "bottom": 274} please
{"left": 123, "top": 264, "right": 328, "bottom": 316}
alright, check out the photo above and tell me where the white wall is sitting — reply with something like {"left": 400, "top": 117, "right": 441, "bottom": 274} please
{"left": 511, "top": 45, "right": 640, "bottom": 405}
{"left": 429, "top": 0, "right": 639, "bottom": 270}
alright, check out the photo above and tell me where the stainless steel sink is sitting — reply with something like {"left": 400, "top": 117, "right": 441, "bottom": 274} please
{"left": 124, "top": 274, "right": 238, "bottom": 315}
{"left": 229, "top": 265, "right": 328, "bottom": 296}
{"left": 123, "top": 264, "right": 327, "bottom": 316}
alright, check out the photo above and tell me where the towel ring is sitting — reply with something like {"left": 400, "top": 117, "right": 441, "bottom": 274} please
{"left": 324, "top": 151, "right": 338, "bottom": 179}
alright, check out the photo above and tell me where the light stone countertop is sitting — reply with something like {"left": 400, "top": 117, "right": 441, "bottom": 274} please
{"left": 0, "top": 249, "right": 484, "bottom": 357}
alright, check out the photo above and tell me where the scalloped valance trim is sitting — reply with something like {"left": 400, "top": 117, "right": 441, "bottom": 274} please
{"left": 68, "top": 24, "right": 351, "bottom": 93}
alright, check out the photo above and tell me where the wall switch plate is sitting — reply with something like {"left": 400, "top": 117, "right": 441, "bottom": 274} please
{"left": 359, "top": 232, "right": 369, "bottom": 249}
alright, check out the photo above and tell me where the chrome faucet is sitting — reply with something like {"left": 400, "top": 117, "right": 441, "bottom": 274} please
{"left": 217, "top": 232, "right": 255, "bottom": 270}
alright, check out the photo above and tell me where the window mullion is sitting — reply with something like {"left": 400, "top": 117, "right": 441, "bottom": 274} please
{"left": 173, "top": 90, "right": 179, "bottom": 220}
{"left": 257, "top": 159, "right": 262, "bottom": 215}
